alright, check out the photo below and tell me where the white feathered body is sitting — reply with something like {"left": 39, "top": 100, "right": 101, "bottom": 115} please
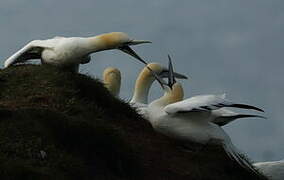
{"left": 147, "top": 100, "right": 261, "bottom": 175}
{"left": 145, "top": 84, "right": 263, "bottom": 175}
{"left": 147, "top": 103, "right": 231, "bottom": 144}
{"left": 4, "top": 32, "right": 151, "bottom": 71}
{"left": 4, "top": 37, "right": 92, "bottom": 70}
{"left": 39, "top": 37, "right": 91, "bottom": 66}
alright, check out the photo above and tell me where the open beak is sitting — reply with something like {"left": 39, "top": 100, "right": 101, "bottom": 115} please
{"left": 118, "top": 40, "right": 151, "bottom": 65}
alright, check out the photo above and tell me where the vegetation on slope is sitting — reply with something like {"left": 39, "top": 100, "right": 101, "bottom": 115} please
{"left": 0, "top": 65, "right": 268, "bottom": 180}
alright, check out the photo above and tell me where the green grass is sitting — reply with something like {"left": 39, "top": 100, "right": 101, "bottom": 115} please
{"left": 0, "top": 65, "right": 268, "bottom": 180}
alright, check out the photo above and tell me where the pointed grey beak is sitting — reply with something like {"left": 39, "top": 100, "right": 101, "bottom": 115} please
{"left": 118, "top": 45, "right": 148, "bottom": 65}
{"left": 118, "top": 39, "right": 151, "bottom": 65}
{"left": 168, "top": 55, "right": 176, "bottom": 88}
{"left": 128, "top": 40, "right": 152, "bottom": 45}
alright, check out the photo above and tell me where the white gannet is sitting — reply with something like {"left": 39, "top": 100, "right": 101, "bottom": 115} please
{"left": 130, "top": 62, "right": 187, "bottom": 109}
{"left": 4, "top": 32, "right": 150, "bottom": 72}
{"left": 129, "top": 61, "right": 264, "bottom": 126}
{"left": 103, "top": 67, "right": 121, "bottom": 97}
{"left": 145, "top": 56, "right": 264, "bottom": 176}
{"left": 254, "top": 160, "right": 284, "bottom": 180}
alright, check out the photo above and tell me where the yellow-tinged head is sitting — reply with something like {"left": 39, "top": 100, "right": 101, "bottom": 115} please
{"left": 149, "top": 82, "right": 184, "bottom": 108}
{"left": 165, "top": 82, "right": 184, "bottom": 104}
{"left": 139, "top": 63, "right": 163, "bottom": 80}
{"left": 98, "top": 32, "right": 131, "bottom": 49}
{"left": 139, "top": 63, "right": 188, "bottom": 82}
{"left": 93, "top": 32, "right": 151, "bottom": 65}
{"left": 131, "top": 62, "right": 187, "bottom": 103}
{"left": 103, "top": 67, "right": 121, "bottom": 97}
{"left": 164, "top": 56, "right": 184, "bottom": 104}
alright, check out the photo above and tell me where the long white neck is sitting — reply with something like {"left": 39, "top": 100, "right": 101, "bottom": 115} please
{"left": 86, "top": 33, "right": 119, "bottom": 53}
{"left": 85, "top": 36, "right": 106, "bottom": 53}
{"left": 131, "top": 68, "right": 155, "bottom": 104}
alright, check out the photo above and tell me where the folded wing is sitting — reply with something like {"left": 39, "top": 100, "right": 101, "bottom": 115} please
{"left": 164, "top": 94, "right": 264, "bottom": 114}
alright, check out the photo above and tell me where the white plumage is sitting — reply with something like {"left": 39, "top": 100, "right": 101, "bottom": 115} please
{"left": 164, "top": 93, "right": 265, "bottom": 126}
{"left": 4, "top": 32, "right": 150, "bottom": 72}
{"left": 145, "top": 83, "right": 261, "bottom": 175}
{"left": 144, "top": 56, "right": 264, "bottom": 177}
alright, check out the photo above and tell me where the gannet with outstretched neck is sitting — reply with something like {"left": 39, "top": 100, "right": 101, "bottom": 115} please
{"left": 103, "top": 67, "right": 121, "bottom": 97}
{"left": 130, "top": 63, "right": 187, "bottom": 109}
{"left": 254, "top": 160, "right": 284, "bottom": 180}
{"left": 145, "top": 56, "right": 265, "bottom": 177}
{"left": 4, "top": 32, "right": 150, "bottom": 72}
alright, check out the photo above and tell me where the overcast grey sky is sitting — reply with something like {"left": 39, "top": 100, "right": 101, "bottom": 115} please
{"left": 0, "top": 0, "right": 283, "bottom": 162}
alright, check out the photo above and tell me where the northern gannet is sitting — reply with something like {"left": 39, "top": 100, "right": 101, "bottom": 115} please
{"left": 4, "top": 32, "right": 150, "bottom": 72}
{"left": 130, "top": 62, "right": 187, "bottom": 109}
{"left": 145, "top": 56, "right": 264, "bottom": 176}
{"left": 129, "top": 61, "right": 263, "bottom": 126}
{"left": 254, "top": 160, "right": 284, "bottom": 180}
{"left": 103, "top": 67, "right": 121, "bottom": 97}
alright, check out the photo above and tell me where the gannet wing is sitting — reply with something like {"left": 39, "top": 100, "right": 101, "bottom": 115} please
{"left": 164, "top": 94, "right": 264, "bottom": 114}
{"left": 4, "top": 40, "right": 44, "bottom": 68}
{"left": 212, "top": 108, "right": 266, "bottom": 126}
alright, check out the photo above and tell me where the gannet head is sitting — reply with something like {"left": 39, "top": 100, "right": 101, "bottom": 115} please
{"left": 96, "top": 32, "right": 151, "bottom": 65}
{"left": 147, "top": 55, "right": 188, "bottom": 91}
{"left": 131, "top": 62, "right": 187, "bottom": 104}
{"left": 150, "top": 82, "right": 184, "bottom": 107}
{"left": 103, "top": 67, "right": 121, "bottom": 97}
{"left": 164, "top": 82, "right": 184, "bottom": 104}
{"left": 148, "top": 57, "right": 185, "bottom": 107}
{"left": 153, "top": 55, "right": 184, "bottom": 103}
{"left": 142, "top": 63, "right": 188, "bottom": 82}
{"left": 166, "top": 55, "right": 184, "bottom": 103}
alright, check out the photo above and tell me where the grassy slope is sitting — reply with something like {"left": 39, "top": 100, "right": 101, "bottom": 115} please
{"left": 0, "top": 65, "right": 268, "bottom": 180}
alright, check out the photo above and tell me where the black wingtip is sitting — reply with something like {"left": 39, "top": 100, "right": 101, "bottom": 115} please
{"left": 229, "top": 104, "right": 264, "bottom": 112}
{"left": 234, "top": 114, "right": 267, "bottom": 120}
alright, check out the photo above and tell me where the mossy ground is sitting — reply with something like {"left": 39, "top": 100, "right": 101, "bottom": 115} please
{"left": 0, "top": 65, "right": 268, "bottom": 180}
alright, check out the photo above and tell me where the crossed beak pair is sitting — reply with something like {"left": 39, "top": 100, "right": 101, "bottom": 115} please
{"left": 119, "top": 40, "right": 188, "bottom": 87}
{"left": 152, "top": 55, "right": 186, "bottom": 89}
